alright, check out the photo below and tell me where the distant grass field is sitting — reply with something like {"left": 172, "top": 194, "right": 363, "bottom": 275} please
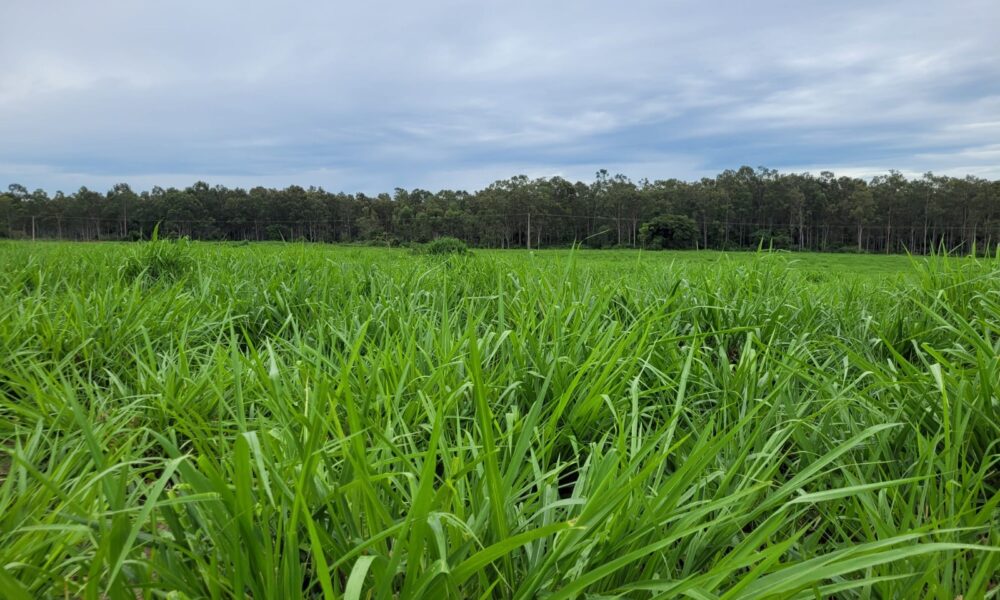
{"left": 1, "top": 241, "right": 998, "bottom": 599}
{"left": 0, "top": 241, "right": 923, "bottom": 278}
{"left": 480, "top": 248, "right": 919, "bottom": 277}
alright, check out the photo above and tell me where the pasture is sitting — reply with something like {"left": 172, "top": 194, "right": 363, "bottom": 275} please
{"left": 0, "top": 241, "right": 998, "bottom": 598}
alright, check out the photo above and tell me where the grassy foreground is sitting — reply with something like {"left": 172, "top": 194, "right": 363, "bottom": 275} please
{"left": 0, "top": 242, "right": 998, "bottom": 599}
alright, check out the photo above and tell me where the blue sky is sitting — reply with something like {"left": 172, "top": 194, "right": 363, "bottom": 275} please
{"left": 2, "top": 0, "right": 998, "bottom": 193}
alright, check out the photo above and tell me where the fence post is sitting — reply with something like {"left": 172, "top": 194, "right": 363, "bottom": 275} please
{"left": 526, "top": 212, "right": 531, "bottom": 250}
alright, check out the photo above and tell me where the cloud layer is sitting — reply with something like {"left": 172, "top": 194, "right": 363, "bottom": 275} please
{"left": 2, "top": 0, "right": 998, "bottom": 192}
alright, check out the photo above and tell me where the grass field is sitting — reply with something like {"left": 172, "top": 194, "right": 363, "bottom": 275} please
{"left": 1, "top": 241, "right": 998, "bottom": 599}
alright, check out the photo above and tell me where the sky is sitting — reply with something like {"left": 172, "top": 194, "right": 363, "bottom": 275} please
{"left": 1, "top": 0, "right": 998, "bottom": 194}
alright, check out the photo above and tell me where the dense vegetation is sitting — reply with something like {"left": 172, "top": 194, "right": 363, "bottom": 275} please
{"left": 1, "top": 242, "right": 998, "bottom": 598}
{"left": 3, "top": 167, "right": 1000, "bottom": 253}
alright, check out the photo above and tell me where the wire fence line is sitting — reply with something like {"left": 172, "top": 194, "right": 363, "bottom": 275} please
{"left": 8, "top": 212, "right": 1000, "bottom": 231}
{"left": 5, "top": 211, "right": 1000, "bottom": 254}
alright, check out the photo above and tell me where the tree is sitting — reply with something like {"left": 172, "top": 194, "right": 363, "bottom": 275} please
{"left": 848, "top": 187, "right": 875, "bottom": 252}
{"left": 4, "top": 167, "right": 999, "bottom": 253}
{"left": 639, "top": 215, "right": 698, "bottom": 249}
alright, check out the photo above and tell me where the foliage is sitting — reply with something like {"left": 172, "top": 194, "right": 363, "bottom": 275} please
{"left": 751, "top": 228, "right": 793, "bottom": 249}
{"left": 640, "top": 214, "right": 698, "bottom": 249}
{"left": 421, "top": 236, "right": 469, "bottom": 255}
{"left": 3, "top": 168, "right": 1000, "bottom": 254}
{"left": 0, "top": 243, "right": 999, "bottom": 598}
{"left": 120, "top": 225, "right": 195, "bottom": 282}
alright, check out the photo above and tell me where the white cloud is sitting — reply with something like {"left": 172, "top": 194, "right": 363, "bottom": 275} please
{"left": 1, "top": 0, "right": 998, "bottom": 192}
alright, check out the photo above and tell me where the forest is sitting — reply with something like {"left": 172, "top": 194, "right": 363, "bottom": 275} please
{"left": 2, "top": 166, "right": 999, "bottom": 253}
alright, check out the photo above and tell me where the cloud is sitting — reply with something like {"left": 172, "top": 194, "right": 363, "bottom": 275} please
{"left": 1, "top": 0, "right": 998, "bottom": 193}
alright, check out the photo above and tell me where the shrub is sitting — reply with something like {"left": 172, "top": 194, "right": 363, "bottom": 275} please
{"left": 121, "top": 225, "right": 195, "bottom": 282}
{"left": 639, "top": 214, "right": 698, "bottom": 249}
{"left": 751, "top": 229, "right": 793, "bottom": 250}
{"left": 422, "top": 236, "right": 469, "bottom": 255}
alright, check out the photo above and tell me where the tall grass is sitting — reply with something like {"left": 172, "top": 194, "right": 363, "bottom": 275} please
{"left": 0, "top": 242, "right": 997, "bottom": 598}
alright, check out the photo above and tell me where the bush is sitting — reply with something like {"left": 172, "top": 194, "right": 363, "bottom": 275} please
{"left": 367, "top": 233, "right": 401, "bottom": 247}
{"left": 121, "top": 225, "right": 195, "bottom": 282}
{"left": 751, "top": 229, "right": 793, "bottom": 250}
{"left": 422, "top": 237, "right": 469, "bottom": 256}
{"left": 639, "top": 215, "right": 698, "bottom": 249}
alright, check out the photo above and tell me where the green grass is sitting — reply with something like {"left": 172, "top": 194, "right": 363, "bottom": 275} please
{"left": 0, "top": 241, "right": 998, "bottom": 599}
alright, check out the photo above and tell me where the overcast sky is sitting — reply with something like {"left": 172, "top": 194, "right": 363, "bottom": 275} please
{"left": 2, "top": 0, "right": 998, "bottom": 193}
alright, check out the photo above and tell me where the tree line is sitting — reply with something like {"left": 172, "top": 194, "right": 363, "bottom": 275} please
{"left": 2, "top": 167, "right": 999, "bottom": 253}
